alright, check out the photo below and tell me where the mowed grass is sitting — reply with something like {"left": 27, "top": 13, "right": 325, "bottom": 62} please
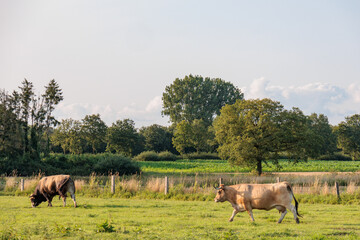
{"left": 139, "top": 159, "right": 360, "bottom": 174}
{"left": 1, "top": 196, "right": 359, "bottom": 239}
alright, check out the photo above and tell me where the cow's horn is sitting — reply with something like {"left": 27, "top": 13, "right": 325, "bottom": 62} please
{"left": 213, "top": 182, "right": 221, "bottom": 190}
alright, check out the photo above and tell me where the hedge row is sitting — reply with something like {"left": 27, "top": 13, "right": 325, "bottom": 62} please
{"left": 0, "top": 153, "right": 140, "bottom": 176}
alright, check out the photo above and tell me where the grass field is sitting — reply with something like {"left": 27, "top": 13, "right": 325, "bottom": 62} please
{"left": 1, "top": 196, "right": 360, "bottom": 239}
{"left": 139, "top": 159, "right": 360, "bottom": 174}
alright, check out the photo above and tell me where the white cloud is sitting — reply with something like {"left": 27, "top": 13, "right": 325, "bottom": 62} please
{"left": 54, "top": 96, "right": 169, "bottom": 128}
{"left": 244, "top": 78, "right": 360, "bottom": 125}
{"left": 53, "top": 81, "right": 359, "bottom": 127}
{"left": 348, "top": 83, "right": 360, "bottom": 103}
{"left": 145, "top": 96, "right": 162, "bottom": 112}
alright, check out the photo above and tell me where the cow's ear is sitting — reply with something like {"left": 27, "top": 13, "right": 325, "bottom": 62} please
{"left": 220, "top": 184, "right": 225, "bottom": 189}
{"left": 29, "top": 194, "right": 35, "bottom": 199}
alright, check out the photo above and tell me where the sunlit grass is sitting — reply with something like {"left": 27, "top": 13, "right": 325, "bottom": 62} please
{"left": 1, "top": 196, "right": 359, "bottom": 239}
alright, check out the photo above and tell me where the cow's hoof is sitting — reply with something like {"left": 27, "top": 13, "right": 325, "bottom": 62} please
{"left": 296, "top": 218, "right": 300, "bottom": 224}
{"left": 228, "top": 219, "right": 233, "bottom": 222}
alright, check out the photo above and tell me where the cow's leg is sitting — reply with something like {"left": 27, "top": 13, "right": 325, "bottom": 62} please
{"left": 276, "top": 206, "right": 287, "bottom": 223}
{"left": 247, "top": 209, "right": 255, "bottom": 222}
{"left": 44, "top": 194, "right": 53, "bottom": 207}
{"left": 277, "top": 210, "right": 287, "bottom": 223}
{"left": 244, "top": 202, "right": 255, "bottom": 222}
{"left": 229, "top": 209, "right": 238, "bottom": 222}
{"left": 289, "top": 204, "right": 300, "bottom": 224}
{"left": 62, "top": 196, "right": 67, "bottom": 207}
{"left": 70, "top": 193, "right": 77, "bottom": 208}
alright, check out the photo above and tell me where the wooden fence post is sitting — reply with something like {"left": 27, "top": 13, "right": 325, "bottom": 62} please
{"left": 276, "top": 177, "right": 280, "bottom": 183}
{"left": 335, "top": 182, "right": 340, "bottom": 199}
{"left": 165, "top": 176, "right": 169, "bottom": 195}
{"left": 219, "top": 177, "right": 223, "bottom": 186}
{"left": 111, "top": 175, "right": 115, "bottom": 194}
{"left": 20, "top": 179, "right": 24, "bottom": 192}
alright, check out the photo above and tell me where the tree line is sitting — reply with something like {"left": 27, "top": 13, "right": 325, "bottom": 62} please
{"left": 1, "top": 75, "right": 360, "bottom": 175}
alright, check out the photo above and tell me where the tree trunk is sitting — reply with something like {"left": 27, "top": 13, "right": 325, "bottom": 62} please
{"left": 256, "top": 159, "right": 262, "bottom": 176}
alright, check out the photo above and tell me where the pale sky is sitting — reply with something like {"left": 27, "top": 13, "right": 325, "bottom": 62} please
{"left": 1, "top": 0, "right": 359, "bottom": 127}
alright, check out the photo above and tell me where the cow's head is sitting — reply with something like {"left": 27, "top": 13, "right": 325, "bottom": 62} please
{"left": 29, "top": 194, "right": 46, "bottom": 207}
{"left": 214, "top": 184, "right": 226, "bottom": 202}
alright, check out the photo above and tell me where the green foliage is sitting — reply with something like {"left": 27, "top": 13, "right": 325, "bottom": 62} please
{"left": 308, "top": 113, "right": 337, "bottom": 157}
{"left": 214, "top": 99, "right": 316, "bottom": 175}
{"left": 133, "top": 151, "right": 160, "bottom": 161}
{"left": 106, "top": 119, "right": 143, "bottom": 156}
{"left": 173, "top": 119, "right": 215, "bottom": 154}
{"left": 0, "top": 153, "right": 141, "bottom": 176}
{"left": 82, "top": 114, "right": 107, "bottom": 153}
{"left": 0, "top": 80, "right": 63, "bottom": 161}
{"left": 158, "top": 151, "right": 179, "bottom": 161}
{"left": 162, "top": 74, "right": 244, "bottom": 126}
{"left": 336, "top": 114, "right": 360, "bottom": 160}
{"left": 96, "top": 220, "right": 115, "bottom": 233}
{"left": 0, "top": 154, "right": 44, "bottom": 176}
{"left": 134, "top": 151, "right": 179, "bottom": 162}
{"left": 93, "top": 154, "right": 140, "bottom": 175}
{"left": 139, "top": 124, "right": 174, "bottom": 153}
{"left": 42, "top": 79, "right": 64, "bottom": 155}
{"left": 317, "top": 152, "right": 352, "bottom": 161}
{"left": 0, "top": 91, "right": 23, "bottom": 158}
{"left": 51, "top": 119, "right": 84, "bottom": 154}
{"left": 214, "top": 99, "right": 283, "bottom": 175}
{"left": 172, "top": 120, "right": 193, "bottom": 154}
{"left": 40, "top": 153, "right": 140, "bottom": 176}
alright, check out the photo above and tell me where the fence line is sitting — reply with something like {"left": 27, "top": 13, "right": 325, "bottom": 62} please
{"left": 4, "top": 176, "right": 359, "bottom": 196}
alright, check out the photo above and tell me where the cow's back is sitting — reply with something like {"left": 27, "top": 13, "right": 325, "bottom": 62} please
{"left": 39, "top": 175, "right": 71, "bottom": 194}
{"left": 230, "top": 182, "right": 292, "bottom": 210}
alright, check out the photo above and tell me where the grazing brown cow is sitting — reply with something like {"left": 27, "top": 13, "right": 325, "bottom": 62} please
{"left": 214, "top": 182, "right": 301, "bottom": 223}
{"left": 30, "top": 175, "right": 77, "bottom": 208}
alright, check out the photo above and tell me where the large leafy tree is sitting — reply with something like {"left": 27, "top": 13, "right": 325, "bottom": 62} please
{"left": 336, "top": 114, "right": 360, "bottom": 160}
{"left": 51, "top": 119, "right": 84, "bottom": 154}
{"left": 308, "top": 113, "right": 337, "bottom": 158}
{"left": 172, "top": 120, "right": 193, "bottom": 154}
{"left": 139, "top": 124, "right": 174, "bottom": 153}
{"left": 0, "top": 90, "right": 22, "bottom": 157}
{"left": 4, "top": 79, "right": 63, "bottom": 158}
{"left": 162, "top": 75, "right": 244, "bottom": 126}
{"left": 172, "top": 119, "right": 214, "bottom": 154}
{"left": 106, "top": 119, "right": 142, "bottom": 156}
{"left": 82, "top": 114, "right": 107, "bottom": 153}
{"left": 214, "top": 98, "right": 312, "bottom": 175}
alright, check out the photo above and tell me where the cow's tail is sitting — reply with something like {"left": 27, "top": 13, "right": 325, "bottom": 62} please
{"left": 57, "top": 176, "right": 71, "bottom": 199}
{"left": 286, "top": 184, "right": 302, "bottom": 218}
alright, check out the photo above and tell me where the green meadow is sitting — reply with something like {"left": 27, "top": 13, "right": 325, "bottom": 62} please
{"left": 1, "top": 196, "right": 360, "bottom": 239}
{"left": 139, "top": 159, "right": 360, "bottom": 174}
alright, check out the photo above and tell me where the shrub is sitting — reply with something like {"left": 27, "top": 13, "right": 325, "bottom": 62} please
{"left": 317, "top": 153, "right": 352, "bottom": 161}
{"left": 93, "top": 154, "right": 140, "bottom": 175}
{"left": 158, "top": 151, "right": 179, "bottom": 161}
{"left": 133, "top": 151, "right": 160, "bottom": 161}
{"left": 40, "top": 154, "right": 140, "bottom": 176}
{"left": 96, "top": 220, "right": 115, "bottom": 233}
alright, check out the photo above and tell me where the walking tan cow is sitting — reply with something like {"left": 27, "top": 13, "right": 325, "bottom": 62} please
{"left": 30, "top": 175, "right": 77, "bottom": 208}
{"left": 214, "top": 182, "right": 301, "bottom": 223}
